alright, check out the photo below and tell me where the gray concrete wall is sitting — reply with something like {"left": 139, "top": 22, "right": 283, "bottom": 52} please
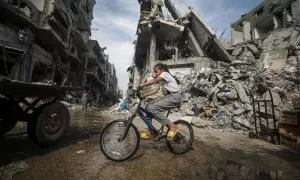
{"left": 231, "top": 28, "right": 243, "bottom": 45}
{"left": 189, "top": 9, "right": 213, "bottom": 49}
{"left": 189, "top": 8, "right": 232, "bottom": 62}
{"left": 243, "top": 21, "right": 251, "bottom": 41}
{"left": 292, "top": 0, "right": 300, "bottom": 24}
{"left": 28, "top": 0, "right": 45, "bottom": 11}
{"left": 231, "top": 0, "right": 298, "bottom": 43}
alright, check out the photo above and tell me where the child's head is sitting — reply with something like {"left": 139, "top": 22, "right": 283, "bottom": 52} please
{"left": 153, "top": 63, "right": 167, "bottom": 77}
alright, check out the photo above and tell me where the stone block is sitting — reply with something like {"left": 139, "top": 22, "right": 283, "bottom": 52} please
{"left": 232, "top": 46, "right": 243, "bottom": 57}
{"left": 287, "top": 56, "right": 297, "bottom": 66}
{"left": 263, "top": 91, "right": 281, "bottom": 107}
{"left": 247, "top": 44, "right": 259, "bottom": 54}
{"left": 230, "top": 80, "right": 250, "bottom": 104}
{"left": 260, "top": 49, "right": 288, "bottom": 72}
{"left": 233, "top": 116, "right": 251, "bottom": 129}
{"left": 233, "top": 109, "right": 246, "bottom": 116}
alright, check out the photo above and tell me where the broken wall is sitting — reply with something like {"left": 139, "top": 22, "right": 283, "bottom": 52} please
{"left": 231, "top": 0, "right": 300, "bottom": 43}
{"left": 188, "top": 8, "right": 232, "bottom": 63}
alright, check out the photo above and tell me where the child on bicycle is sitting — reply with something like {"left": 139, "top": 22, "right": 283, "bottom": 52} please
{"left": 139, "top": 72, "right": 163, "bottom": 139}
{"left": 139, "top": 63, "right": 181, "bottom": 140}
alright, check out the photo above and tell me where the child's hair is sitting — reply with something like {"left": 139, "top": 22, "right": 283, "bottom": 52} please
{"left": 154, "top": 63, "right": 180, "bottom": 84}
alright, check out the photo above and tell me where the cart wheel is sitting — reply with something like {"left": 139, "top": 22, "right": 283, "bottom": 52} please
{"left": 249, "top": 131, "right": 256, "bottom": 139}
{"left": 27, "top": 102, "right": 70, "bottom": 146}
{"left": 0, "top": 99, "right": 23, "bottom": 136}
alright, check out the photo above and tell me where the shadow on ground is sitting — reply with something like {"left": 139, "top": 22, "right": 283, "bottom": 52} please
{"left": 0, "top": 110, "right": 107, "bottom": 166}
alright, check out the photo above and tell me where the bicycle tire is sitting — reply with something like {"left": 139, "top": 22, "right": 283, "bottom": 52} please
{"left": 166, "top": 120, "right": 194, "bottom": 154}
{"left": 99, "top": 120, "right": 140, "bottom": 162}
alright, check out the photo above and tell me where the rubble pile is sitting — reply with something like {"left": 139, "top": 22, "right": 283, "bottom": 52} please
{"left": 178, "top": 27, "right": 300, "bottom": 131}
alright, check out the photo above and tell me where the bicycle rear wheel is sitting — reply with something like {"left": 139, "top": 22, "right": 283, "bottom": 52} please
{"left": 166, "top": 120, "right": 194, "bottom": 154}
{"left": 100, "top": 120, "right": 140, "bottom": 162}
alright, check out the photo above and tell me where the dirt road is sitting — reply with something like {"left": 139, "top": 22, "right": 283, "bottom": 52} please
{"left": 0, "top": 109, "right": 300, "bottom": 180}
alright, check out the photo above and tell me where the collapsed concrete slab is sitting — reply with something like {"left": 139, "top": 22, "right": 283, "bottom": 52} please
{"left": 188, "top": 8, "right": 233, "bottom": 63}
{"left": 127, "top": 0, "right": 300, "bottom": 133}
{"left": 130, "top": 0, "right": 233, "bottom": 93}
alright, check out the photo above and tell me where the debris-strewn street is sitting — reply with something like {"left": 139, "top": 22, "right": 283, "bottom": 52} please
{"left": 1, "top": 109, "right": 300, "bottom": 180}
{"left": 1, "top": 0, "right": 300, "bottom": 179}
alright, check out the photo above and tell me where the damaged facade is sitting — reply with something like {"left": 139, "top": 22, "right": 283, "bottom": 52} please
{"left": 231, "top": 0, "right": 300, "bottom": 45}
{"left": 128, "top": 0, "right": 232, "bottom": 94}
{"left": 0, "top": 0, "right": 120, "bottom": 107}
{"left": 128, "top": 0, "right": 300, "bottom": 136}
{"left": 84, "top": 40, "right": 120, "bottom": 106}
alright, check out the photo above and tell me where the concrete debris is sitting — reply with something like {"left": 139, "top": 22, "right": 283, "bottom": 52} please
{"left": 0, "top": 161, "right": 29, "bottom": 180}
{"left": 233, "top": 109, "right": 246, "bottom": 116}
{"left": 213, "top": 110, "right": 231, "bottom": 126}
{"left": 243, "top": 104, "right": 253, "bottom": 112}
{"left": 185, "top": 110, "right": 195, "bottom": 116}
{"left": 232, "top": 116, "right": 251, "bottom": 129}
{"left": 76, "top": 150, "right": 86, "bottom": 155}
{"left": 263, "top": 91, "right": 282, "bottom": 107}
{"left": 179, "top": 116, "right": 193, "bottom": 123}
{"left": 191, "top": 117, "right": 216, "bottom": 128}
{"left": 126, "top": 0, "right": 300, "bottom": 133}
{"left": 231, "top": 80, "right": 250, "bottom": 104}
{"left": 232, "top": 46, "right": 243, "bottom": 57}
{"left": 246, "top": 44, "right": 259, "bottom": 55}
{"left": 171, "top": 27, "right": 300, "bottom": 131}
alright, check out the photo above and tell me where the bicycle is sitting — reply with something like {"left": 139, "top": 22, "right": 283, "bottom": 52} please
{"left": 99, "top": 90, "right": 194, "bottom": 162}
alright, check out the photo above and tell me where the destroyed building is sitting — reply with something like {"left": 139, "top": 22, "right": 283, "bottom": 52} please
{"left": 128, "top": 0, "right": 300, "bottom": 132}
{"left": 85, "top": 40, "right": 120, "bottom": 106}
{"left": 231, "top": 0, "right": 300, "bottom": 45}
{"left": 0, "top": 0, "right": 120, "bottom": 107}
{"left": 129, "top": 0, "right": 232, "bottom": 91}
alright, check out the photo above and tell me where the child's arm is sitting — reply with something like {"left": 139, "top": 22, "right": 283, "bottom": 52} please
{"left": 140, "top": 76, "right": 163, "bottom": 88}
{"left": 144, "top": 86, "right": 160, "bottom": 97}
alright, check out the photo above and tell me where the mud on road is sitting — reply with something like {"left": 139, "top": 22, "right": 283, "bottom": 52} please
{"left": 1, "top": 109, "right": 300, "bottom": 180}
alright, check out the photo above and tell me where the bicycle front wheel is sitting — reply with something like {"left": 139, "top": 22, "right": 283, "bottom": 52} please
{"left": 100, "top": 120, "right": 140, "bottom": 162}
{"left": 166, "top": 120, "right": 194, "bottom": 154}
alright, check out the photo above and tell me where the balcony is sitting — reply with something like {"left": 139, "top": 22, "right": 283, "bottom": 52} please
{"left": 0, "top": 0, "right": 41, "bottom": 28}
{"left": 86, "top": 71, "right": 106, "bottom": 87}
{"left": 77, "top": 9, "right": 90, "bottom": 31}
{"left": 72, "top": 30, "right": 89, "bottom": 53}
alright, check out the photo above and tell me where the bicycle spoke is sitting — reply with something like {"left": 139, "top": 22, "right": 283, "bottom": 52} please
{"left": 166, "top": 120, "right": 194, "bottom": 154}
{"left": 100, "top": 121, "right": 139, "bottom": 161}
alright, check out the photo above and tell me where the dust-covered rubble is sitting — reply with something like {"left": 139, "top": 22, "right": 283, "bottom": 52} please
{"left": 0, "top": 161, "right": 29, "bottom": 180}
{"left": 175, "top": 27, "right": 300, "bottom": 132}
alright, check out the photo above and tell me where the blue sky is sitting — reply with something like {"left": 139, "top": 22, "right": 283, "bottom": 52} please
{"left": 92, "top": 0, "right": 263, "bottom": 91}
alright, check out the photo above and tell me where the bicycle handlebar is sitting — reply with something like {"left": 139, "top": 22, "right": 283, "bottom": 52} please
{"left": 132, "top": 89, "right": 143, "bottom": 100}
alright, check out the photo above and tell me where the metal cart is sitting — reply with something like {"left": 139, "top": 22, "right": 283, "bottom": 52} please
{"left": 0, "top": 79, "right": 81, "bottom": 146}
{"left": 249, "top": 89, "right": 280, "bottom": 144}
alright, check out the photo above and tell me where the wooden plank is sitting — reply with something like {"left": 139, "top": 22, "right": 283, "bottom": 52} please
{"left": 279, "top": 111, "right": 300, "bottom": 126}
{"left": 292, "top": 97, "right": 300, "bottom": 110}
{"left": 278, "top": 123, "right": 300, "bottom": 138}
{"left": 280, "top": 135, "right": 300, "bottom": 150}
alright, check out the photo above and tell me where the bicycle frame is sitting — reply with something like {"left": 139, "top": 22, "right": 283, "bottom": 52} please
{"left": 120, "top": 98, "right": 164, "bottom": 141}
{"left": 138, "top": 108, "right": 156, "bottom": 131}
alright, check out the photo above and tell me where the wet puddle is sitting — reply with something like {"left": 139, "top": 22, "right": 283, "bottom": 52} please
{"left": 208, "top": 160, "right": 284, "bottom": 180}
